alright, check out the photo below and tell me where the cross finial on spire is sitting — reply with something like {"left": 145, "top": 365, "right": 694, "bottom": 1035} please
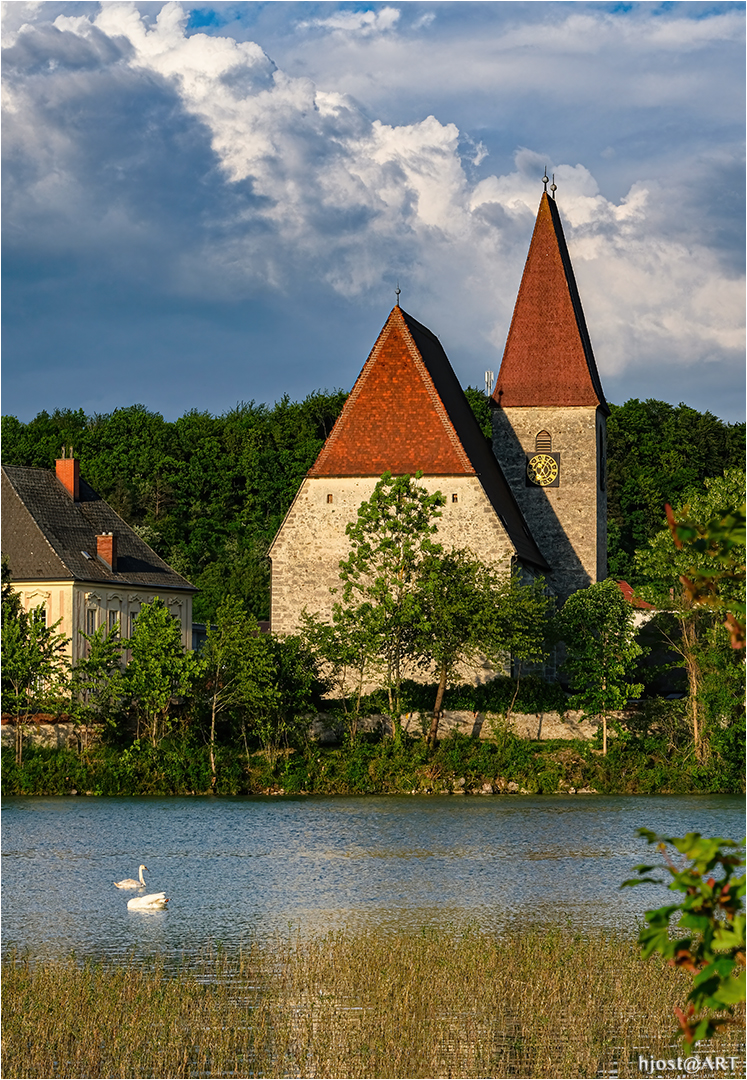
{"left": 542, "top": 168, "right": 549, "bottom": 192}
{"left": 550, "top": 173, "right": 557, "bottom": 200}
{"left": 395, "top": 283, "right": 401, "bottom": 307}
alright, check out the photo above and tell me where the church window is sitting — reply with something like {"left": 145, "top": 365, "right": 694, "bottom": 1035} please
{"left": 327, "top": 494, "right": 334, "bottom": 504}
{"left": 535, "top": 431, "right": 552, "bottom": 452}
{"left": 452, "top": 493, "right": 458, "bottom": 503}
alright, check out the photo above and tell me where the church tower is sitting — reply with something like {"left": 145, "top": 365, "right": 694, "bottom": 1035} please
{"left": 491, "top": 188, "right": 609, "bottom": 601}
{"left": 269, "top": 304, "right": 547, "bottom": 635}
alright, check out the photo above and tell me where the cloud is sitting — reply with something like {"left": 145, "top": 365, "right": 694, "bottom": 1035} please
{"left": 296, "top": 5, "right": 400, "bottom": 37}
{"left": 2, "top": 2, "right": 744, "bottom": 423}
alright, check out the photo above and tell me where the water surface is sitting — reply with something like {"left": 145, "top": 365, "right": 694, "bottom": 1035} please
{"left": 2, "top": 793, "right": 742, "bottom": 963}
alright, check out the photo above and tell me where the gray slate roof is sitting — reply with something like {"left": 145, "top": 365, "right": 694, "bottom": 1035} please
{"left": 2, "top": 465, "right": 196, "bottom": 592}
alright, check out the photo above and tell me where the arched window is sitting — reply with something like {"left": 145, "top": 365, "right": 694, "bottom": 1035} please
{"left": 535, "top": 430, "right": 552, "bottom": 452}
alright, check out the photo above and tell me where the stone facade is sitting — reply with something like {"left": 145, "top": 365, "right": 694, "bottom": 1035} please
{"left": 270, "top": 475, "right": 515, "bottom": 634}
{"left": 492, "top": 405, "right": 607, "bottom": 601}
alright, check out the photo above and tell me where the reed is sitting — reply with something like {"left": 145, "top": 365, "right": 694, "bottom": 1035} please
{"left": 2, "top": 927, "right": 744, "bottom": 1079}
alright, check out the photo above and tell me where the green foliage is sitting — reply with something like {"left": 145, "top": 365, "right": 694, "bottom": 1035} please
{"left": 1, "top": 391, "right": 348, "bottom": 622}
{"left": 623, "top": 830, "right": 745, "bottom": 1046}
{"left": 607, "top": 398, "right": 745, "bottom": 581}
{"left": 2, "top": 697, "right": 744, "bottom": 797}
{"left": 198, "top": 596, "right": 277, "bottom": 784}
{"left": 123, "top": 600, "right": 198, "bottom": 746}
{"left": 339, "top": 472, "right": 445, "bottom": 721}
{"left": 70, "top": 625, "right": 125, "bottom": 734}
{"left": 4, "top": 396, "right": 740, "bottom": 623}
{"left": 636, "top": 470, "right": 746, "bottom": 756}
{"left": 413, "top": 557, "right": 551, "bottom": 741}
{"left": 1, "top": 565, "right": 70, "bottom": 765}
{"left": 300, "top": 606, "right": 383, "bottom": 742}
{"left": 463, "top": 386, "right": 493, "bottom": 439}
{"left": 557, "top": 578, "right": 644, "bottom": 755}
{"left": 247, "top": 634, "right": 323, "bottom": 764}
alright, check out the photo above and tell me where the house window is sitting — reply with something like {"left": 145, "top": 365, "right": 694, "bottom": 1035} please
{"left": 535, "top": 430, "right": 552, "bottom": 452}
{"left": 86, "top": 608, "right": 97, "bottom": 635}
{"left": 327, "top": 494, "right": 334, "bottom": 504}
{"left": 108, "top": 609, "right": 119, "bottom": 634}
{"left": 452, "top": 493, "right": 458, "bottom": 503}
{"left": 129, "top": 611, "right": 139, "bottom": 638}
{"left": 38, "top": 608, "right": 47, "bottom": 627}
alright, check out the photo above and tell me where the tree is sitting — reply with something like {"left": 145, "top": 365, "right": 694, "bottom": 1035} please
{"left": 338, "top": 472, "right": 445, "bottom": 726}
{"left": 606, "top": 399, "right": 745, "bottom": 581}
{"left": 199, "top": 596, "right": 276, "bottom": 786}
{"left": 635, "top": 470, "right": 745, "bottom": 756}
{"left": 248, "top": 635, "right": 321, "bottom": 765}
{"left": 557, "top": 578, "right": 643, "bottom": 755}
{"left": 300, "top": 604, "right": 383, "bottom": 743}
{"left": 413, "top": 553, "right": 551, "bottom": 745}
{"left": 2, "top": 561, "right": 69, "bottom": 765}
{"left": 123, "top": 600, "right": 198, "bottom": 747}
{"left": 623, "top": 830, "right": 745, "bottom": 1048}
{"left": 70, "top": 625, "right": 125, "bottom": 742}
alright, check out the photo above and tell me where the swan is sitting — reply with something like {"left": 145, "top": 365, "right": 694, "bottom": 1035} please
{"left": 114, "top": 865, "right": 148, "bottom": 889}
{"left": 127, "top": 892, "right": 169, "bottom": 910}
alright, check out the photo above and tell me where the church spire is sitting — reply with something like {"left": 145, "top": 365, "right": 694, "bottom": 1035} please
{"left": 492, "top": 191, "right": 608, "bottom": 413}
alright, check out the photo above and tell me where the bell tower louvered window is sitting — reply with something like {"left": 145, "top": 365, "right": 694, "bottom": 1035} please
{"left": 535, "top": 431, "right": 552, "bottom": 452}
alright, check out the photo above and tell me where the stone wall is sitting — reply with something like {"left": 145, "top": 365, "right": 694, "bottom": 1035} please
{"left": 309, "top": 709, "right": 600, "bottom": 744}
{"left": 1, "top": 720, "right": 101, "bottom": 751}
{"left": 270, "top": 474, "right": 515, "bottom": 634}
{"left": 492, "top": 405, "right": 606, "bottom": 600}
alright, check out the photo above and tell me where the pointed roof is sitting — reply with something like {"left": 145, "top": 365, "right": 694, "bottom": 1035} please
{"left": 492, "top": 192, "right": 608, "bottom": 413}
{"left": 308, "top": 305, "right": 548, "bottom": 569}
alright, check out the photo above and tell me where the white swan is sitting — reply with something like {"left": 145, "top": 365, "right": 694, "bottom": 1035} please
{"left": 114, "top": 865, "right": 148, "bottom": 889}
{"left": 127, "top": 892, "right": 169, "bottom": 910}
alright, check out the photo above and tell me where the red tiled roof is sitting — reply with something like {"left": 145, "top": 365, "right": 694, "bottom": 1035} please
{"left": 617, "top": 580, "right": 655, "bottom": 610}
{"left": 309, "top": 306, "right": 474, "bottom": 477}
{"left": 492, "top": 192, "right": 608, "bottom": 412}
{"left": 306, "top": 305, "right": 549, "bottom": 569}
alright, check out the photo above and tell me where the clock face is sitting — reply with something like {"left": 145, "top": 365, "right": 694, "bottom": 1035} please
{"left": 527, "top": 453, "right": 559, "bottom": 487}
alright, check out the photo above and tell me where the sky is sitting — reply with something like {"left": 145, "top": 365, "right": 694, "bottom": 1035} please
{"left": 2, "top": 1, "right": 745, "bottom": 425}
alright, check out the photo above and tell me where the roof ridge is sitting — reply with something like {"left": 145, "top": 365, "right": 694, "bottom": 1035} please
{"left": 309, "top": 306, "right": 474, "bottom": 477}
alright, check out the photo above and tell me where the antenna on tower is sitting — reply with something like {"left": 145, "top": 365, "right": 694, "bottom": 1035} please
{"left": 550, "top": 173, "right": 557, "bottom": 199}
{"left": 395, "top": 283, "right": 401, "bottom": 307}
{"left": 542, "top": 168, "right": 549, "bottom": 192}
{"left": 484, "top": 370, "right": 495, "bottom": 396}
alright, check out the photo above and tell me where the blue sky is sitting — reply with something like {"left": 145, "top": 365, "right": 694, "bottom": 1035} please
{"left": 2, "top": 1, "right": 744, "bottom": 423}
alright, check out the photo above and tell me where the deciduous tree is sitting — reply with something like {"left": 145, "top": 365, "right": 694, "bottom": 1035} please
{"left": 2, "top": 562, "right": 69, "bottom": 765}
{"left": 124, "top": 600, "right": 198, "bottom": 747}
{"left": 557, "top": 578, "right": 643, "bottom": 755}
{"left": 339, "top": 472, "right": 445, "bottom": 726}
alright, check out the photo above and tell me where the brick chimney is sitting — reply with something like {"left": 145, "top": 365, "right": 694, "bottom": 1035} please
{"left": 96, "top": 532, "right": 117, "bottom": 572}
{"left": 55, "top": 448, "right": 79, "bottom": 501}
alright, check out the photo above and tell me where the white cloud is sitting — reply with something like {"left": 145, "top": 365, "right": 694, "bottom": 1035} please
{"left": 2, "top": 1, "right": 744, "bottom": 420}
{"left": 296, "top": 6, "right": 400, "bottom": 37}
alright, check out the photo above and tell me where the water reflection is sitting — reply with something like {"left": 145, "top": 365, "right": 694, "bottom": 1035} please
{"left": 2, "top": 793, "right": 742, "bottom": 964}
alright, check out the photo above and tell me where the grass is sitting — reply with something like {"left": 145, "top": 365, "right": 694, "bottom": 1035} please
{"left": 3, "top": 927, "right": 744, "bottom": 1078}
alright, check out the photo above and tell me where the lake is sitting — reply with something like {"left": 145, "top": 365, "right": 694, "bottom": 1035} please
{"left": 1, "top": 793, "right": 743, "bottom": 963}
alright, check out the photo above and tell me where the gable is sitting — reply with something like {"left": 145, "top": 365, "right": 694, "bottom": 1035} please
{"left": 310, "top": 308, "right": 473, "bottom": 477}
{"left": 304, "top": 305, "right": 548, "bottom": 571}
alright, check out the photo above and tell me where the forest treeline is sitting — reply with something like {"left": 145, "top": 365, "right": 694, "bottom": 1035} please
{"left": 2, "top": 392, "right": 744, "bottom": 622}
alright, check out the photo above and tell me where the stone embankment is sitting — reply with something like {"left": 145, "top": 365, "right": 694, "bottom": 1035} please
{"left": 2, "top": 709, "right": 600, "bottom": 752}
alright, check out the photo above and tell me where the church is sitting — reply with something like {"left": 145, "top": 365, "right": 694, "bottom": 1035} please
{"left": 269, "top": 186, "right": 609, "bottom": 633}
